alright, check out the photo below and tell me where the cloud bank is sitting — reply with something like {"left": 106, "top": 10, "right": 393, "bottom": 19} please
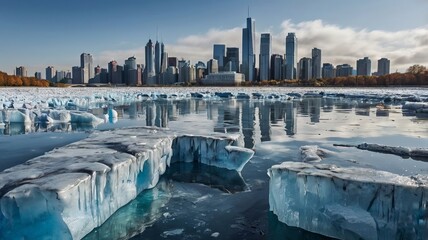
{"left": 99, "top": 19, "right": 428, "bottom": 72}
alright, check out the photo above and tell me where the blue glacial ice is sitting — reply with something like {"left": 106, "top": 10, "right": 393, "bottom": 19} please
{"left": 268, "top": 162, "right": 428, "bottom": 240}
{"left": 0, "top": 127, "right": 253, "bottom": 240}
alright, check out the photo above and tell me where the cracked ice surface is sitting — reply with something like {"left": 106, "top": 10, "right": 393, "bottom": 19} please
{"left": 268, "top": 162, "right": 428, "bottom": 240}
{"left": 0, "top": 127, "right": 253, "bottom": 240}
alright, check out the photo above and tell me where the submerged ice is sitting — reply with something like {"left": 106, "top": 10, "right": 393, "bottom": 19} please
{"left": 0, "top": 127, "right": 253, "bottom": 240}
{"left": 268, "top": 162, "right": 428, "bottom": 240}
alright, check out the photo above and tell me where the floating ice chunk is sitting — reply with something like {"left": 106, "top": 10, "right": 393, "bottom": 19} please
{"left": 171, "top": 134, "right": 254, "bottom": 171}
{"left": 70, "top": 111, "right": 104, "bottom": 124}
{"left": 299, "top": 145, "right": 331, "bottom": 162}
{"left": 0, "top": 127, "right": 253, "bottom": 239}
{"left": 3, "top": 109, "right": 32, "bottom": 123}
{"left": 48, "top": 110, "right": 72, "bottom": 122}
{"left": 402, "top": 102, "right": 428, "bottom": 110}
{"left": 211, "top": 232, "right": 220, "bottom": 237}
{"left": 268, "top": 162, "right": 428, "bottom": 240}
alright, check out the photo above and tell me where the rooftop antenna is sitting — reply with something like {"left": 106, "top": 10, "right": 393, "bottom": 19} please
{"left": 156, "top": 26, "right": 159, "bottom": 41}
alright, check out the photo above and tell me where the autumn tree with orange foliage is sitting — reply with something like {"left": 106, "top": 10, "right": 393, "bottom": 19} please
{"left": 0, "top": 71, "right": 50, "bottom": 87}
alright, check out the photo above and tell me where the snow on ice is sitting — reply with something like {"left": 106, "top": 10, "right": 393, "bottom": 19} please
{"left": 0, "top": 127, "right": 253, "bottom": 240}
{"left": 268, "top": 162, "right": 428, "bottom": 240}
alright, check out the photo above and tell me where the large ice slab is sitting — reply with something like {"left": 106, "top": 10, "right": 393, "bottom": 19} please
{"left": 268, "top": 162, "right": 428, "bottom": 240}
{"left": 0, "top": 127, "right": 253, "bottom": 240}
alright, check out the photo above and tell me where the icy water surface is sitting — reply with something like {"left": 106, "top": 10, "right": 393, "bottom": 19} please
{"left": 1, "top": 87, "right": 427, "bottom": 239}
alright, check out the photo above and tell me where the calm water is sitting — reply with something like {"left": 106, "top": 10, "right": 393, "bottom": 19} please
{"left": 1, "top": 95, "right": 427, "bottom": 239}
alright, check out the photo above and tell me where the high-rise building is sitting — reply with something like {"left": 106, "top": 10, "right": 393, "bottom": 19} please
{"left": 225, "top": 47, "right": 239, "bottom": 72}
{"left": 55, "top": 70, "right": 66, "bottom": 82}
{"left": 164, "top": 66, "right": 178, "bottom": 85}
{"left": 168, "top": 57, "right": 178, "bottom": 67}
{"left": 207, "top": 59, "right": 219, "bottom": 74}
{"left": 155, "top": 41, "right": 162, "bottom": 79}
{"left": 46, "top": 66, "right": 55, "bottom": 82}
{"left": 298, "top": 57, "right": 312, "bottom": 80}
{"left": 271, "top": 54, "right": 283, "bottom": 80}
{"left": 124, "top": 56, "right": 137, "bottom": 85}
{"left": 145, "top": 39, "right": 156, "bottom": 84}
{"left": 336, "top": 64, "right": 353, "bottom": 77}
{"left": 108, "top": 60, "right": 123, "bottom": 85}
{"left": 242, "top": 16, "right": 255, "bottom": 81}
{"left": 34, "top": 72, "right": 42, "bottom": 79}
{"left": 356, "top": 57, "right": 371, "bottom": 76}
{"left": 213, "top": 44, "right": 226, "bottom": 71}
{"left": 322, "top": 63, "right": 335, "bottom": 79}
{"left": 259, "top": 33, "right": 271, "bottom": 81}
{"left": 311, "top": 48, "right": 322, "bottom": 79}
{"left": 285, "top": 33, "right": 298, "bottom": 80}
{"left": 80, "top": 53, "right": 93, "bottom": 83}
{"left": 377, "top": 58, "right": 390, "bottom": 76}
{"left": 15, "top": 66, "right": 27, "bottom": 77}
{"left": 72, "top": 66, "right": 82, "bottom": 84}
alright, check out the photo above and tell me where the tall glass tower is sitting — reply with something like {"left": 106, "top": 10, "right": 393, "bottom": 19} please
{"left": 213, "top": 44, "right": 226, "bottom": 71}
{"left": 242, "top": 17, "right": 255, "bottom": 81}
{"left": 285, "top": 33, "right": 297, "bottom": 80}
{"left": 311, "top": 48, "right": 322, "bottom": 79}
{"left": 259, "top": 33, "right": 271, "bottom": 81}
{"left": 80, "top": 53, "right": 93, "bottom": 83}
{"left": 145, "top": 39, "right": 156, "bottom": 84}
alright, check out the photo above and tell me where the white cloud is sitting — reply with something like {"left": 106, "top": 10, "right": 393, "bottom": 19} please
{"left": 98, "top": 20, "right": 428, "bottom": 72}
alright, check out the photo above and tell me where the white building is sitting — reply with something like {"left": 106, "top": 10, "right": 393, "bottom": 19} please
{"left": 202, "top": 72, "right": 244, "bottom": 86}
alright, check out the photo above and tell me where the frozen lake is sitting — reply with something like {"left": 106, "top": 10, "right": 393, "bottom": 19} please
{"left": 0, "top": 87, "right": 427, "bottom": 239}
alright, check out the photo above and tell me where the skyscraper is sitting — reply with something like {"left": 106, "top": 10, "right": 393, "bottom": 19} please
{"left": 311, "top": 48, "right": 322, "bottom": 79}
{"left": 80, "top": 53, "right": 93, "bottom": 83}
{"left": 286, "top": 33, "right": 297, "bottom": 80}
{"left": 377, "top": 58, "right": 390, "bottom": 76}
{"left": 155, "top": 41, "right": 162, "bottom": 79}
{"left": 356, "top": 57, "right": 371, "bottom": 76}
{"left": 242, "top": 16, "right": 255, "bottom": 81}
{"left": 125, "top": 56, "right": 137, "bottom": 85}
{"left": 213, "top": 44, "right": 226, "bottom": 71}
{"left": 298, "top": 57, "right": 312, "bottom": 80}
{"left": 168, "top": 57, "right": 178, "bottom": 68}
{"left": 271, "top": 54, "right": 283, "bottom": 80}
{"left": 15, "top": 66, "right": 27, "bottom": 77}
{"left": 72, "top": 66, "right": 82, "bottom": 84}
{"left": 34, "top": 72, "right": 42, "bottom": 79}
{"left": 259, "top": 33, "right": 271, "bottom": 81}
{"left": 46, "top": 66, "right": 55, "bottom": 82}
{"left": 108, "top": 60, "right": 123, "bottom": 85}
{"left": 322, "top": 63, "right": 335, "bottom": 79}
{"left": 225, "top": 47, "right": 239, "bottom": 72}
{"left": 336, "top": 64, "right": 353, "bottom": 77}
{"left": 145, "top": 39, "right": 156, "bottom": 84}
{"left": 207, "top": 59, "right": 219, "bottom": 74}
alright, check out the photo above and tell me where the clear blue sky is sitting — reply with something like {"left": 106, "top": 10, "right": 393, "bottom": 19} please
{"left": 1, "top": 0, "right": 427, "bottom": 75}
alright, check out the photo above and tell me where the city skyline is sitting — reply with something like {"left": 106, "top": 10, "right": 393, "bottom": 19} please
{"left": 1, "top": 0, "right": 428, "bottom": 76}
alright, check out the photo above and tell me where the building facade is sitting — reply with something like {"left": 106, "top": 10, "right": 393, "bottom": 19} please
{"left": 312, "top": 48, "right": 322, "bottom": 79}
{"left": 322, "top": 63, "right": 335, "bottom": 79}
{"left": 336, "top": 64, "right": 353, "bottom": 77}
{"left": 242, "top": 17, "right": 255, "bottom": 81}
{"left": 213, "top": 44, "right": 226, "bottom": 71}
{"left": 202, "top": 72, "right": 245, "bottom": 86}
{"left": 80, "top": 53, "right": 93, "bottom": 83}
{"left": 259, "top": 33, "right": 271, "bottom": 81}
{"left": 377, "top": 58, "right": 390, "bottom": 76}
{"left": 356, "top": 57, "right": 371, "bottom": 76}
{"left": 298, "top": 57, "right": 312, "bottom": 80}
{"left": 46, "top": 66, "right": 55, "bottom": 82}
{"left": 225, "top": 47, "right": 239, "bottom": 72}
{"left": 285, "top": 33, "right": 297, "bottom": 80}
{"left": 145, "top": 39, "right": 156, "bottom": 85}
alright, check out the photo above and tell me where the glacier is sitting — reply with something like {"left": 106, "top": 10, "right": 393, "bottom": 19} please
{"left": 268, "top": 162, "right": 428, "bottom": 240}
{"left": 0, "top": 127, "right": 254, "bottom": 240}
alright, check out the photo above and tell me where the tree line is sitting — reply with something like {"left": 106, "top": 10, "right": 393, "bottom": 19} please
{"left": 0, "top": 71, "right": 50, "bottom": 87}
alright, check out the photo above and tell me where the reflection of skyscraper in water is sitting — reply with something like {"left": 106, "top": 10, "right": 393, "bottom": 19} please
{"left": 128, "top": 102, "right": 138, "bottom": 119}
{"left": 322, "top": 98, "right": 334, "bottom": 112}
{"left": 241, "top": 101, "right": 255, "bottom": 149}
{"left": 168, "top": 102, "right": 178, "bottom": 121}
{"left": 285, "top": 101, "right": 297, "bottom": 136}
{"left": 155, "top": 103, "right": 168, "bottom": 127}
{"left": 145, "top": 103, "right": 156, "bottom": 126}
{"left": 259, "top": 102, "right": 271, "bottom": 142}
{"left": 309, "top": 98, "right": 321, "bottom": 123}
